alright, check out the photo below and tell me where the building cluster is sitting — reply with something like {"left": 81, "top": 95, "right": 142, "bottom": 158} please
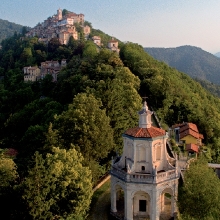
{"left": 23, "top": 9, "right": 120, "bottom": 83}
{"left": 23, "top": 59, "right": 66, "bottom": 82}
{"left": 26, "top": 9, "right": 91, "bottom": 45}
{"left": 170, "top": 122, "right": 204, "bottom": 155}
{"left": 25, "top": 8, "right": 120, "bottom": 53}
{"left": 92, "top": 36, "right": 120, "bottom": 53}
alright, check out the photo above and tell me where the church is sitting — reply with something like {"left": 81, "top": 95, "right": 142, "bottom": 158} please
{"left": 110, "top": 101, "right": 179, "bottom": 220}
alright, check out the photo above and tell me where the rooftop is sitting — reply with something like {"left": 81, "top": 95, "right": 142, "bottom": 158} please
{"left": 124, "top": 126, "right": 166, "bottom": 138}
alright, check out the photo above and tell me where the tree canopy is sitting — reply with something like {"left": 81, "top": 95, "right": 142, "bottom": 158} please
{"left": 23, "top": 147, "right": 93, "bottom": 220}
{"left": 178, "top": 158, "right": 220, "bottom": 219}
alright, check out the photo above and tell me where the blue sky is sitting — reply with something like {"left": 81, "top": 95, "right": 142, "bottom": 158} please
{"left": 1, "top": 0, "right": 220, "bottom": 53}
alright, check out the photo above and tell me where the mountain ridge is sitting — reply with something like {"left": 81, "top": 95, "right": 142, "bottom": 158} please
{"left": 144, "top": 45, "right": 220, "bottom": 85}
{"left": 0, "top": 18, "right": 25, "bottom": 42}
{"left": 215, "top": 52, "right": 220, "bottom": 58}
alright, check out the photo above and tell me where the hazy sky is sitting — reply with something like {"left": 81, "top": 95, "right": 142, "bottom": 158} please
{"left": 1, "top": 0, "right": 220, "bottom": 53}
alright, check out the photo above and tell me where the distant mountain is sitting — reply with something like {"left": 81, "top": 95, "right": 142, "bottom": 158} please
{"left": 215, "top": 52, "right": 220, "bottom": 58}
{"left": 0, "top": 19, "right": 24, "bottom": 42}
{"left": 144, "top": 45, "right": 220, "bottom": 85}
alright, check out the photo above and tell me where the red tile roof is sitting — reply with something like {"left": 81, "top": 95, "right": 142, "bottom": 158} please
{"left": 186, "top": 144, "right": 199, "bottom": 153}
{"left": 179, "top": 122, "right": 201, "bottom": 139}
{"left": 124, "top": 126, "right": 166, "bottom": 138}
{"left": 199, "top": 133, "right": 204, "bottom": 139}
{"left": 180, "top": 129, "right": 200, "bottom": 139}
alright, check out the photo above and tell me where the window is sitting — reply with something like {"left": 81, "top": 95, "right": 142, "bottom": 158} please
{"left": 156, "top": 145, "right": 161, "bottom": 160}
{"left": 141, "top": 166, "right": 145, "bottom": 171}
{"left": 139, "top": 200, "right": 146, "bottom": 212}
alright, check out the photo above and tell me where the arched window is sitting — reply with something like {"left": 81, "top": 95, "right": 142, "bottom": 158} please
{"left": 156, "top": 145, "right": 161, "bottom": 161}
{"left": 139, "top": 146, "right": 145, "bottom": 161}
{"left": 154, "top": 143, "right": 161, "bottom": 161}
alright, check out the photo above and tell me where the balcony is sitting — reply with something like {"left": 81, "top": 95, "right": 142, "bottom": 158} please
{"left": 110, "top": 166, "right": 178, "bottom": 184}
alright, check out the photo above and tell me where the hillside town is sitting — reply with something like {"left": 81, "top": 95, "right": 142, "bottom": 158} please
{"left": 23, "top": 9, "right": 120, "bottom": 82}
{"left": 26, "top": 8, "right": 90, "bottom": 44}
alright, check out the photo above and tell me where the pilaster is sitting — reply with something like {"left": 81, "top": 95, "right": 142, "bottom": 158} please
{"left": 151, "top": 188, "right": 160, "bottom": 220}
{"left": 124, "top": 189, "right": 133, "bottom": 220}
{"left": 111, "top": 181, "right": 117, "bottom": 213}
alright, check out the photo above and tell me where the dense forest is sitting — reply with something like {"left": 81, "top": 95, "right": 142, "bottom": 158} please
{"left": 144, "top": 45, "right": 220, "bottom": 85}
{"left": 0, "top": 19, "right": 27, "bottom": 42}
{"left": 1, "top": 23, "right": 220, "bottom": 219}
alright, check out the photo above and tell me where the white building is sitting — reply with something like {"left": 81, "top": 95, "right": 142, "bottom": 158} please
{"left": 92, "top": 36, "right": 101, "bottom": 46}
{"left": 108, "top": 38, "right": 120, "bottom": 53}
{"left": 110, "top": 101, "right": 179, "bottom": 220}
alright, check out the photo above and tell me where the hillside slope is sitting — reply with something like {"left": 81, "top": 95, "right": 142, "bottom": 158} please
{"left": 0, "top": 19, "right": 24, "bottom": 42}
{"left": 215, "top": 52, "right": 220, "bottom": 58}
{"left": 144, "top": 45, "right": 220, "bottom": 85}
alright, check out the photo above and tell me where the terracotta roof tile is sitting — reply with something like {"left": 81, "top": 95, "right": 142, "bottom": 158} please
{"left": 186, "top": 144, "right": 199, "bottom": 153}
{"left": 125, "top": 126, "right": 166, "bottom": 138}
{"left": 199, "top": 133, "right": 204, "bottom": 139}
{"left": 179, "top": 123, "right": 198, "bottom": 133}
{"left": 180, "top": 129, "right": 200, "bottom": 139}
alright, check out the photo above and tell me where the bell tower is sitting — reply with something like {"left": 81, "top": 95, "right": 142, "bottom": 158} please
{"left": 57, "top": 8, "right": 62, "bottom": 20}
{"left": 110, "top": 101, "right": 179, "bottom": 220}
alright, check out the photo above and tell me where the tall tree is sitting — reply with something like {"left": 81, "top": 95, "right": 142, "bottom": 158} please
{"left": 54, "top": 93, "right": 115, "bottom": 183}
{"left": 178, "top": 158, "right": 220, "bottom": 219}
{"left": 23, "top": 147, "right": 93, "bottom": 220}
{"left": 0, "top": 149, "right": 18, "bottom": 189}
{"left": 54, "top": 93, "right": 115, "bottom": 161}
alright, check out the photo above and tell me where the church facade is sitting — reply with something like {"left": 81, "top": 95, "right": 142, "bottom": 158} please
{"left": 110, "top": 101, "right": 179, "bottom": 220}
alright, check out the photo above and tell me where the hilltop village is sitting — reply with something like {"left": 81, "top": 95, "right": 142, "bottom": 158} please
{"left": 2, "top": 8, "right": 220, "bottom": 220}
{"left": 26, "top": 8, "right": 88, "bottom": 44}
{"left": 23, "top": 8, "right": 119, "bottom": 82}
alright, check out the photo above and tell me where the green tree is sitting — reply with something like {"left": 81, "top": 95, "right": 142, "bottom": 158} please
{"left": 67, "top": 36, "right": 78, "bottom": 50}
{"left": 0, "top": 149, "right": 22, "bottom": 219}
{"left": 23, "top": 147, "right": 93, "bottom": 220}
{"left": 54, "top": 93, "right": 115, "bottom": 161}
{"left": 48, "top": 38, "right": 61, "bottom": 53}
{"left": 178, "top": 158, "right": 220, "bottom": 219}
{"left": 82, "top": 41, "right": 98, "bottom": 59}
{"left": 54, "top": 93, "right": 115, "bottom": 183}
{"left": 0, "top": 149, "right": 18, "bottom": 189}
{"left": 90, "top": 66, "right": 142, "bottom": 148}
{"left": 20, "top": 47, "right": 33, "bottom": 64}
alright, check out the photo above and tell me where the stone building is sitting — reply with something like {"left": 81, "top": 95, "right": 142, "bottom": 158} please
{"left": 26, "top": 9, "right": 85, "bottom": 45}
{"left": 108, "top": 38, "right": 120, "bottom": 53}
{"left": 57, "top": 8, "right": 62, "bottom": 20}
{"left": 23, "top": 66, "right": 41, "bottom": 82}
{"left": 92, "top": 36, "right": 101, "bottom": 46}
{"left": 110, "top": 101, "right": 179, "bottom": 220}
{"left": 24, "top": 60, "right": 66, "bottom": 82}
{"left": 59, "top": 31, "right": 78, "bottom": 44}
{"left": 40, "top": 60, "right": 66, "bottom": 82}
{"left": 83, "top": 25, "right": 91, "bottom": 38}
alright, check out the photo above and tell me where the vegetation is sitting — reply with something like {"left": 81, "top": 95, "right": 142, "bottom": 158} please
{"left": 1, "top": 19, "right": 220, "bottom": 218}
{"left": 194, "top": 77, "right": 220, "bottom": 98}
{"left": 179, "top": 158, "right": 220, "bottom": 219}
{"left": 23, "top": 147, "right": 93, "bottom": 220}
{"left": 88, "top": 180, "right": 111, "bottom": 220}
{"left": 90, "top": 28, "right": 120, "bottom": 47}
{"left": 144, "top": 45, "right": 220, "bottom": 85}
{"left": 0, "top": 19, "right": 27, "bottom": 42}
